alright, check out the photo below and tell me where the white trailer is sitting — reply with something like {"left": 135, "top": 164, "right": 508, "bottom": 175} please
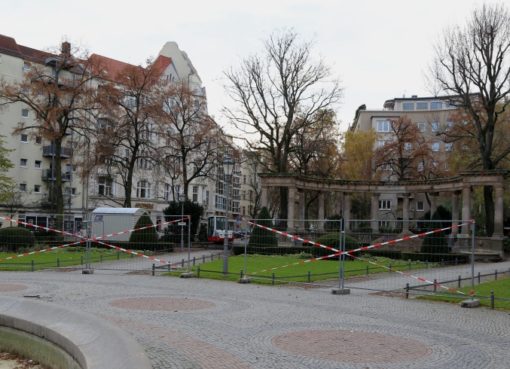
{"left": 90, "top": 208, "right": 146, "bottom": 242}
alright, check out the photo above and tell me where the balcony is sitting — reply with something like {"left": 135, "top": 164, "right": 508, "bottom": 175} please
{"left": 42, "top": 145, "right": 73, "bottom": 158}
{"left": 42, "top": 169, "right": 72, "bottom": 182}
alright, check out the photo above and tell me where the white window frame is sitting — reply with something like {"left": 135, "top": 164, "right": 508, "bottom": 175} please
{"left": 137, "top": 180, "right": 151, "bottom": 199}
{"left": 34, "top": 184, "right": 41, "bottom": 193}
{"left": 378, "top": 200, "right": 391, "bottom": 210}
{"left": 376, "top": 120, "right": 390, "bottom": 133}
{"left": 34, "top": 160, "right": 42, "bottom": 169}
{"left": 416, "top": 201, "right": 424, "bottom": 211}
{"left": 431, "top": 142, "right": 440, "bottom": 152}
{"left": 98, "top": 176, "right": 113, "bottom": 197}
{"left": 20, "top": 158, "right": 28, "bottom": 167}
{"left": 20, "top": 134, "right": 28, "bottom": 143}
{"left": 402, "top": 102, "right": 414, "bottom": 111}
{"left": 445, "top": 143, "right": 453, "bottom": 152}
{"left": 417, "top": 122, "right": 426, "bottom": 133}
{"left": 431, "top": 122, "right": 439, "bottom": 132}
{"left": 430, "top": 101, "right": 442, "bottom": 110}
{"left": 19, "top": 183, "right": 27, "bottom": 192}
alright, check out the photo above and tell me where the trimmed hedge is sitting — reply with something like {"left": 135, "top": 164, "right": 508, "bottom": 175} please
{"left": 364, "top": 249, "right": 468, "bottom": 263}
{"left": 129, "top": 214, "right": 158, "bottom": 244}
{"left": 0, "top": 227, "right": 35, "bottom": 252}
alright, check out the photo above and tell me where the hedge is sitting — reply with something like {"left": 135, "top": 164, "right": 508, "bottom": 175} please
{"left": 0, "top": 227, "right": 35, "bottom": 252}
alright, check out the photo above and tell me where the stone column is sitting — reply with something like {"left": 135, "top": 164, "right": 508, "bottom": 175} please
{"left": 494, "top": 184, "right": 504, "bottom": 237}
{"left": 429, "top": 192, "right": 438, "bottom": 217}
{"left": 318, "top": 192, "right": 325, "bottom": 231}
{"left": 343, "top": 193, "right": 351, "bottom": 231}
{"left": 298, "top": 190, "right": 306, "bottom": 230}
{"left": 370, "top": 193, "right": 379, "bottom": 233}
{"left": 451, "top": 191, "right": 460, "bottom": 236}
{"left": 260, "top": 187, "right": 268, "bottom": 210}
{"left": 287, "top": 187, "right": 296, "bottom": 232}
{"left": 402, "top": 194, "right": 410, "bottom": 233}
{"left": 461, "top": 186, "right": 471, "bottom": 235}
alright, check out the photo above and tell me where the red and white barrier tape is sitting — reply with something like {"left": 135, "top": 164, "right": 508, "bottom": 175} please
{"left": 248, "top": 220, "right": 473, "bottom": 294}
{"left": 0, "top": 215, "right": 186, "bottom": 264}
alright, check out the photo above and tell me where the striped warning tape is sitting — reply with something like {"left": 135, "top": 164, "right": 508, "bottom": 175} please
{"left": 0, "top": 215, "right": 186, "bottom": 265}
{"left": 248, "top": 220, "right": 473, "bottom": 295}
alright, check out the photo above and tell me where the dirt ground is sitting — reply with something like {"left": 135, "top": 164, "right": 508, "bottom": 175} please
{"left": 0, "top": 353, "right": 47, "bottom": 369}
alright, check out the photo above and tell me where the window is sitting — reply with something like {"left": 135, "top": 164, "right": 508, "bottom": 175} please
{"left": 417, "top": 122, "right": 426, "bottom": 132}
{"left": 34, "top": 184, "right": 41, "bottom": 193}
{"left": 431, "top": 142, "right": 440, "bottom": 152}
{"left": 20, "top": 134, "right": 28, "bottom": 143}
{"left": 416, "top": 201, "right": 424, "bottom": 211}
{"left": 445, "top": 143, "right": 453, "bottom": 152}
{"left": 416, "top": 102, "right": 428, "bottom": 110}
{"left": 19, "top": 183, "right": 27, "bottom": 192}
{"left": 34, "top": 160, "right": 41, "bottom": 169}
{"left": 445, "top": 121, "right": 453, "bottom": 131}
{"left": 20, "top": 158, "right": 27, "bottom": 167}
{"left": 242, "top": 206, "right": 246, "bottom": 216}
{"left": 430, "top": 101, "right": 442, "bottom": 110}
{"left": 243, "top": 175, "right": 246, "bottom": 184}
{"left": 216, "top": 181, "right": 224, "bottom": 195}
{"left": 98, "top": 176, "right": 113, "bottom": 196}
{"left": 136, "top": 180, "right": 151, "bottom": 199}
{"left": 376, "top": 120, "right": 390, "bottom": 132}
{"left": 192, "top": 186, "right": 199, "bottom": 203}
{"left": 431, "top": 122, "right": 439, "bottom": 132}
{"left": 65, "top": 187, "right": 77, "bottom": 195}
{"left": 417, "top": 162, "right": 424, "bottom": 172}
{"left": 22, "top": 61, "right": 31, "bottom": 72}
{"left": 402, "top": 102, "right": 414, "bottom": 111}
{"left": 21, "top": 109, "right": 29, "bottom": 118}
{"left": 404, "top": 142, "right": 412, "bottom": 151}
{"left": 35, "top": 136, "right": 42, "bottom": 144}
{"left": 376, "top": 140, "right": 386, "bottom": 148}
{"left": 163, "top": 183, "right": 171, "bottom": 201}
{"left": 379, "top": 200, "right": 391, "bottom": 210}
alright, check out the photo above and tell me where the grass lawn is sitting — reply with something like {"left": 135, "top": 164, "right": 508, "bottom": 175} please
{"left": 0, "top": 247, "right": 131, "bottom": 271}
{"left": 418, "top": 277, "right": 510, "bottom": 310}
{"left": 168, "top": 254, "right": 436, "bottom": 284}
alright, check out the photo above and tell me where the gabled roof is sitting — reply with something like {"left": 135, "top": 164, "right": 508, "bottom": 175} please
{"left": 0, "top": 34, "right": 53, "bottom": 63}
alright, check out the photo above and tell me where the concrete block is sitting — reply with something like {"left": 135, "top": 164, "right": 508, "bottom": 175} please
{"left": 460, "top": 299, "right": 480, "bottom": 308}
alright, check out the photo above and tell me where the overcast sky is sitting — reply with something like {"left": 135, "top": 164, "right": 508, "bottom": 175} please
{"left": 2, "top": 0, "right": 503, "bottom": 132}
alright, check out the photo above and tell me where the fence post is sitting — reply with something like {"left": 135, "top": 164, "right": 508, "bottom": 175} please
{"left": 181, "top": 259, "right": 184, "bottom": 268}
{"left": 193, "top": 257, "right": 196, "bottom": 266}
{"left": 433, "top": 278, "right": 437, "bottom": 292}
{"left": 152, "top": 264, "right": 155, "bottom": 276}
{"left": 307, "top": 271, "right": 311, "bottom": 283}
{"left": 478, "top": 271, "right": 481, "bottom": 284}
{"left": 458, "top": 275, "right": 461, "bottom": 288}
{"left": 57, "top": 258, "right": 60, "bottom": 268}
{"left": 495, "top": 270, "right": 498, "bottom": 280}
{"left": 202, "top": 255, "right": 205, "bottom": 263}
{"left": 405, "top": 283, "right": 409, "bottom": 299}
{"left": 366, "top": 265, "right": 369, "bottom": 276}
{"left": 197, "top": 266, "right": 200, "bottom": 278}
{"left": 490, "top": 290, "right": 495, "bottom": 309}
{"left": 31, "top": 260, "right": 35, "bottom": 272}
{"left": 240, "top": 270, "right": 243, "bottom": 279}
{"left": 272, "top": 272, "right": 275, "bottom": 285}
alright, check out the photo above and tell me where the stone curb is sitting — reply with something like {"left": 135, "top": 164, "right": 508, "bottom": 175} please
{"left": 0, "top": 297, "right": 152, "bottom": 369}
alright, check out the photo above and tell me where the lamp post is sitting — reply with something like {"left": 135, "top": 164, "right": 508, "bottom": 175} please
{"left": 179, "top": 193, "right": 185, "bottom": 253}
{"left": 179, "top": 192, "right": 194, "bottom": 278}
{"left": 222, "top": 155, "right": 234, "bottom": 275}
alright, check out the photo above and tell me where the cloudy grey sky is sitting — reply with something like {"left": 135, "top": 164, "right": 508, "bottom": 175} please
{"left": 2, "top": 0, "right": 502, "bottom": 132}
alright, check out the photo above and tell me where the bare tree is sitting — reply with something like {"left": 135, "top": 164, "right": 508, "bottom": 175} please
{"left": 155, "top": 82, "right": 220, "bottom": 200}
{"left": 430, "top": 3, "right": 510, "bottom": 235}
{"left": 0, "top": 42, "right": 98, "bottom": 219}
{"left": 224, "top": 30, "right": 342, "bottom": 219}
{"left": 94, "top": 59, "right": 162, "bottom": 207}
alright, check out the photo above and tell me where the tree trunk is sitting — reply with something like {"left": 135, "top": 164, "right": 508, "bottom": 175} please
{"left": 279, "top": 186, "right": 288, "bottom": 222}
{"left": 53, "top": 139, "right": 64, "bottom": 229}
{"left": 483, "top": 186, "right": 495, "bottom": 236}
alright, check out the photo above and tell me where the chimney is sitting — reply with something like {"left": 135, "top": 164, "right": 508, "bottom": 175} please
{"left": 411, "top": 95, "right": 418, "bottom": 99}
{"left": 61, "top": 41, "right": 71, "bottom": 56}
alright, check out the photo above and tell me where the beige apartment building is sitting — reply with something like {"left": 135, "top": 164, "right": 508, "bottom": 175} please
{"left": 0, "top": 34, "right": 246, "bottom": 233}
{"left": 350, "top": 95, "right": 458, "bottom": 225}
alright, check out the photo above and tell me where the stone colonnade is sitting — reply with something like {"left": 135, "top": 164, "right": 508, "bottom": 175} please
{"left": 259, "top": 171, "right": 507, "bottom": 237}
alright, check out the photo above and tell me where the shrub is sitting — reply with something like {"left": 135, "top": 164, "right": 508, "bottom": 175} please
{"left": 324, "top": 215, "right": 342, "bottom": 232}
{"left": 163, "top": 200, "right": 203, "bottom": 240}
{"left": 129, "top": 214, "right": 158, "bottom": 245}
{"left": 0, "top": 226, "right": 35, "bottom": 252}
{"left": 197, "top": 223, "right": 208, "bottom": 242}
{"left": 314, "top": 232, "right": 361, "bottom": 256}
{"left": 420, "top": 233, "right": 450, "bottom": 254}
{"left": 248, "top": 207, "right": 278, "bottom": 248}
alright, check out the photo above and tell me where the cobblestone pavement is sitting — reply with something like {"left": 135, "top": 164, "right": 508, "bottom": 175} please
{"left": 1, "top": 266, "right": 509, "bottom": 369}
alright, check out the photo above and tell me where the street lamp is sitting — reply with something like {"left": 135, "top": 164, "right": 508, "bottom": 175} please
{"left": 222, "top": 155, "right": 235, "bottom": 275}
{"left": 179, "top": 192, "right": 194, "bottom": 278}
{"left": 179, "top": 193, "right": 185, "bottom": 253}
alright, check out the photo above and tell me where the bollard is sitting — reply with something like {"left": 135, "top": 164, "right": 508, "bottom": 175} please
{"left": 31, "top": 260, "right": 35, "bottom": 272}
{"left": 478, "top": 271, "right": 481, "bottom": 284}
{"left": 152, "top": 264, "right": 155, "bottom": 276}
{"left": 307, "top": 271, "right": 311, "bottom": 283}
{"left": 405, "top": 283, "right": 409, "bottom": 299}
{"left": 458, "top": 275, "right": 462, "bottom": 288}
{"left": 57, "top": 258, "right": 60, "bottom": 268}
{"left": 433, "top": 279, "right": 437, "bottom": 292}
{"left": 490, "top": 290, "right": 495, "bottom": 309}
{"left": 202, "top": 255, "right": 205, "bottom": 263}
{"left": 272, "top": 272, "right": 275, "bottom": 285}
{"left": 197, "top": 266, "right": 201, "bottom": 278}
{"left": 193, "top": 257, "right": 196, "bottom": 266}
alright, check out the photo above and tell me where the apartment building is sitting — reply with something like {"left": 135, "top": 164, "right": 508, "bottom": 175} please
{"left": 350, "top": 95, "right": 458, "bottom": 224}
{"left": 0, "top": 34, "right": 234, "bottom": 232}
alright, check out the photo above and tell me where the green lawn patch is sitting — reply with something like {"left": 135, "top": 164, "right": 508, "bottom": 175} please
{"left": 167, "top": 254, "right": 436, "bottom": 284}
{"left": 0, "top": 247, "right": 131, "bottom": 271}
{"left": 418, "top": 277, "right": 510, "bottom": 310}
